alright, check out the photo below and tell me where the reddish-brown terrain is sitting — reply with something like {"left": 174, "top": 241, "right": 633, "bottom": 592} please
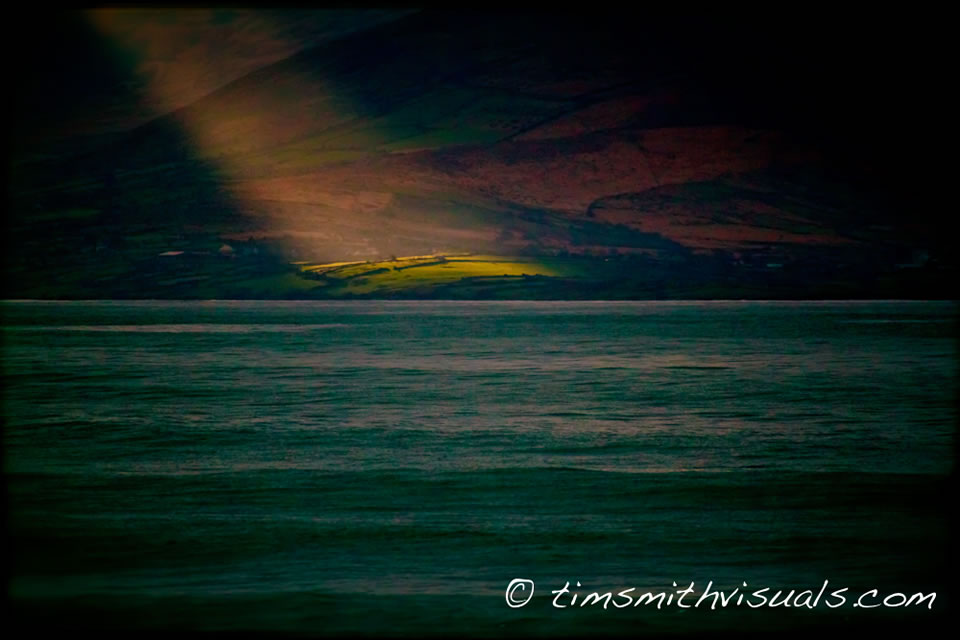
{"left": 6, "top": 10, "right": 952, "bottom": 298}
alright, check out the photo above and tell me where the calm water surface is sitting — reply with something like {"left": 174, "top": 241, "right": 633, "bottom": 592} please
{"left": 3, "top": 300, "right": 956, "bottom": 635}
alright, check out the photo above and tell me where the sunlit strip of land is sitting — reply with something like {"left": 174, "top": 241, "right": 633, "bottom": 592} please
{"left": 295, "top": 254, "right": 590, "bottom": 295}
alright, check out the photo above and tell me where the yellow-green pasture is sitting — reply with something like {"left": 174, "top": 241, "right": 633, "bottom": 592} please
{"left": 297, "top": 254, "right": 590, "bottom": 295}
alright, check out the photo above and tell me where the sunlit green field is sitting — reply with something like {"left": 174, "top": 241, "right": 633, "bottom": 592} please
{"left": 298, "top": 254, "right": 593, "bottom": 295}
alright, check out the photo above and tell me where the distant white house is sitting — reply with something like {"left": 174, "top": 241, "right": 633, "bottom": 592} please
{"left": 218, "top": 244, "right": 235, "bottom": 256}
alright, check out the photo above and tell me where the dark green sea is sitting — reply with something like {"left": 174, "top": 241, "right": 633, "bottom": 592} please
{"left": 3, "top": 300, "right": 956, "bottom": 636}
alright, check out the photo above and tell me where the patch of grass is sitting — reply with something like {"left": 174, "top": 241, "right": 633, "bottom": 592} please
{"left": 307, "top": 254, "right": 592, "bottom": 295}
{"left": 298, "top": 260, "right": 366, "bottom": 274}
{"left": 229, "top": 272, "right": 324, "bottom": 296}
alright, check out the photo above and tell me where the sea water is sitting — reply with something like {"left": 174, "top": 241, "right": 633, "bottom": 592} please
{"left": 3, "top": 300, "right": 955, "bottom": 635}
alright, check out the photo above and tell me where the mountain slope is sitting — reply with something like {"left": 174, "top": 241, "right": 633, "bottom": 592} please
{"left": 6, "top": 10, "right": 953, "bottom": 299}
